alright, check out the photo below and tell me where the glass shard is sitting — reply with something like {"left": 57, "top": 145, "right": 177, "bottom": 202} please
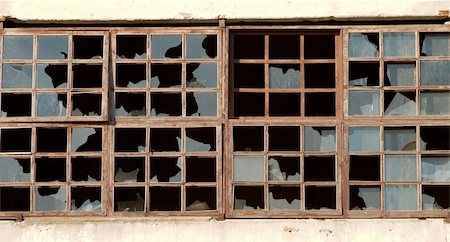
{"left": 385, "top": 185, "right": 417, "bottom": 210}
{"left": 151, "top": 35, "right": 182, "bottom": 59}
{"left": 2, "top": 35, "right": 33, "bottom": 59}
{"left": 150, "top": 128, "right": 181, "bottom": 152}
{"left": 186, "top": 187, "right": 216, "bottom": 211}
{"left": 116, "top": 64, "right": 146, "bottom": 88}
{"left": 35, "top": 187, "right": 67, "bottom": 211}
{"left": 116, "top": 35, "right": 147, "bottom": 59}
{"left": 305, "top": 186, "right": 336, "bottom": 210}
{"left": 384, "top": 63, "right": 415, "bottom": 86}
{"left": 150, "top": 157, "right": 182, "bottom": 182}
{"left": 186, "top": 127, "right": 216, "bottom": 152}
{"left": 234, "top": 35, "right": 264, "bottom": 59}
{"left": 304, "top": 156, "right": 335, "bottom": 181}
{"left": 150, "top": 93, "right": 182, "bottom": 116}
{"left": 269, "top": 35, "right": 300, "bottom": 59}
{"left": 37, "top": 128, "right": 67, "bottom": 152}
{"left": 305, "top": 93, "right": 335, "bottom": 116}
{"left": 233, "top": 156, "right": 264, "bottom": 181}
{"left": 72, "top": 128, "right": 102, "bottom": 152}
{"left": 72, "top": 94, "right": 102, "bottom": 116}
{"left": 186, "top": 157, "right": 216, "bottom": 182}
{"left": 420, "top": 61, "right": 450, "bottom": 86}
{"left": 268, "top": 126, "right": 300, "bottom": 151}
{"left": 269, "top": 186, "right": 301, "bottom": 210}
{"left": 420, "top": 126, "right": 450, "bottom": 151}
{"left": 384, "top": 127, "right": 416, "bottom": 151}
{"left": 0, "top": 128, "right": 31, "bottom": 152}
{"left": 187, "top": 63, "right": 217, "bottom": 88}
{"left": 350, "top": 155, "right": 380, "bottom": 181}
{"left": 186, "top": 35, "right": 217, "bottom": 59}
{"left": 420, "top": 91, "right": 450, "bottom": 115}
{"left": 71, "top": 157, "right": 101, "bottom": 182}
{"left": 350, "top": 186, "right": 381, "bottom": 210}
{"left": 304, "top": 35, "right": 335, "bottom": 59}
{"left": 2, "top": 64, "right": 32, "bottom": 88}
{"left": 420, "top": 33, "right": 450, "bottom": 56}
{"left": 234, "top": 186, "right": 264, "bottom": 210}
{"left": 73, "top": 36, "right": 103, "bottom": 59}
{"left": 114, "top": 157, "right": 145, "bottom": 182}
{"left": 115, "top": 92, "right": 146, "bottom": 116}
{"left": 114, "top": 187, "right": 145, "bottom": 211}
{"left": 37, "top": 93, "right": 67, "bottom": 117}
{"left": 186, "top": 92, "right": 217, "bottom": 117}
{"left": 269, "top": 64, "right": 300, "bottom": 89}
{"left": 71, "top": 187, "right": 101, "bottom": 212}
{"left": 268, "top": 157, "right": 300, "bottom": 181}
{"left": 385, "top": 155, "right": 416, "bottom": 181}
{"left": 37, "top": 35, "right": 68, "bottom": 59}
{"left": 383, "top": 32, "right": 415, "bottom": 57}
{"left": 234, "top": 64, "right": 265, "bottom": 88}
{"left": 304, "top": 126, "right": 336, "bottom": 152}
{"left": 114, "top": 128, "right": 146, "bottom": 152}
{"left": 348, "top": 33, "right": 379, "bottom": 57}
{"left": 150, "top": 64, "right": 182, "bottom": 88}
{"left": 422, "top": 185, "right": 450, "bottom": 210}
{"left": 233, "top": 126, "right": 264, "bottom": 151}
{"left": 384, "top": 91, "right": 416, "bottom": 115}
{"left": 349, "top": 62, "right": 379, "bottom": 86}
{"left": 1, "top": 93, "right": 32, "bottom": 117}
{"left": 349, "top": 126, "right": 380, "bottom": 152}
{"left": 149, "top": 186, "right": 181, "bottom": 211}
{"left": 37, "top": 64, "right": 68, "bottom": 88}
{"left": 0, "top": 157, "right": 30, "bottom": 182}
{"left": 0, "top": 187, "right": 30, "bottom": 211}
{"left": 269, "top": 93, "right": 301, "bottom": 116}
{"left": 421, "top": 156, "right": 450, "bottom": 181}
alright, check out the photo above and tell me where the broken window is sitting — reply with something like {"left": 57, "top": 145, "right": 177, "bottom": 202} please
{"left": 35, "top": 186, "right": 67, "bottom": 211}
{"left": 0, "top": 157, "right": 30, "bottom": 182}
{"left": 116, "top": 35, "right": 147, "bottom": 59}
{"left": 71, "top": 187, "right": 101, "bottom": 212}
{"left": 0, "top": 187, "right": 30, "bottom": 211}
{"left": 420, "top": 32, "right": 450, "bottom": 56}
{"left": 383, "top": 32, "right": 415, "bottom": 57}
{"left": 348, "top": 33, "right": 379, "bottom": 57}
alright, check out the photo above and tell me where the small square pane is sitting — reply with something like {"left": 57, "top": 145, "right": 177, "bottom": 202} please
{"left": 304, "top": 127, "right": 336, "bottom": 152}
{"left": 2, "top": 35, "right": 33, "bottom": 59}
{"left": 234, "top": 35, "right": 264, "bottom": 59}
{"left": 269, "top": 64, "right": 300, "bottom": 89}
{"left": 385, "top": 155, "right": 416, "bottom": 181}
{"left": 2, "top": 64, "right": 32, "bottom": 88}
{"left": 186, "top": 187, "right": 216, "bottom": 211}
{"left": 350, "top": 186, "right": 380, "bottom": 210}
{"left": 186, "top": 92, "right": 217, "bottom": 117}
{"left": 149, "top": 186, "right": 181, "bottom": 211}
{"left": 151, "top": 35, "right": 182, "bottom": 59}
{"left": 349, "top": 91, "right": 380, "bottom": 116}
{"left": 420, "top": 91, "right": 450, "bottom": 115}
{"left": 420, "top": 61, "right": 450, "bottom": 86}
{"left": 385, "top": 185, "right": 417, "bottom": 210}
{"left": 116, "top": 64, "right": 146, "bottom": 88}
{"left": 114, "top": 157, "right": 145, "bottom": 182}
{"left": 37, "top": 64, "right": 68, "bottom": 88}
{"left": 38, "top": 36, "right": 68, "bottom": 59}
{"left": 234, "top": 186, "right": 264, "bottom": 210}
{"left": 0, "top": 157, "right": 30, "bottom": 182}
{"left": 73, "top": 36, "right": 103, "bottom": 59}
{"left": 268, "top": 157, "right": 300, "bottom": 181}
{"left": 37, "top": 93, "right": 67, "bottom": 117}
{"left": 116, "top": 35, "right": 147, "bottom": 59}
{"left": 35, "top": 186, "right": 67, "bottom": 211}
{"left": 384, "top": 127, "right": 416, "bottom": 151}
{"left": 71, "top": 128, "right": 102, "bottom": 152}
{"left": 384, "top": 63, "right": 415, "bottom": 86}
{"left": 421, "top": 156, "right": 450, "bottom": 181}
{"left": 233, "top": 156, "right": 264, "bottom": 181}
{"left": 115, "top": 92, "right": 146, "bottom": 117}
{"left": 186, "top": 127, "right": 216, "bottom": 152}
{"left": 150, "top": 157, "right": 182, "bottom": 182}
{"left": 420, "top": 33, "right": 450, "bottom": 56}
{"left": 349, "top": 127, "right": 380, "bottom": 152}
{"left": 269, "top": 186, "right": 301, "bottom": 210}
{"left": 383, "top": 32, "right": 415, "bottom": 57}
{"left": 186, "top": 35, "right": 217, "bottom": 59}
{"left": 269, "top": 35, "right": 300, "bottom": 59}
{"left": 150, "top": 64, "right": 182, "bottom": 88}
{"left": 422, "top": 185, "right": 450, "bottom": 210}
{"left": 187, "top": 63, "right": 217, "bottom": 88}
{"left": 114, "top": 187, "right": 145, "bottom": 212}
{"left": 384, "top": 91, "right": 416, "bottom": 115}
{"left": 71, "top": 187, "right": 101, "bottom": 212}
{"left": 349, "top": 33, "right": 379, "bottom": 57}
{"left": 72, "top": 94, "right": 102, "bottom": 116}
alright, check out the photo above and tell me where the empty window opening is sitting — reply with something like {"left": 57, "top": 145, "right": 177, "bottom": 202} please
{"left": 233, "top": 126, "right": 264, "bottom": 151}
{"left": 72, "top": 94, "right": 102, "bottom": 116}
{"left": 305, "top": 63, "right": 335, "bottom": 88}
{"left": 72, "top": 64, "right": 102, "bottom": 88}
{"left": 305, "top": 186, "right": 336, "bottom": 210}
{"left": 0, "top": 187, "right": 30, "bottom": 211}
{"left": 186, "top": 187, "right": 216, "bottom": 211}
{"left": 186, "top": 157, "right": 216, "bottom": 182}
{"left": 116, "top": 64, "right": 146, "bottom": 88}
{"left": 150, "top": 93, "right": 182, "bottom": 116}
{"left": 305, "top": 93, "right": 335, "bottom": 116}
{"left": 422, "top": 185, "right": 450, "bottom": 210}
{"left": 115, "top": 92, "right": 146, "bottom": 116}
{"left": 233, "top": 93, "right": 265, "bottom": 117}
{"left": 0, "top": 128, "right": 31, "bottom": 152}
{"left": 304, "top": 156, "right": 335, "bottom": 181}
{"left": 71, "top": 157, "right": 101, "bottom": 182}
{"left": 114, "top": 128, "right": 146, "bottom": 152}
{"left": 234, "top": 35, "right": 264, "bottom": 59}
{"left": 269, "top": 35, "right": 300, "bottom": 59}
{"left": 72, "top": 128, "right": 102, "bottom": 152}
{"left": 150, "top": 64, "right": 182, "bottom": 88}
{"left": 420, "top": 126, "right": 450, "bottom": 150}
{"left": 269, "top": 93, "right": 301, "bottom": 116}
{"left": 149, "top": 186, "right": 181, "bottom": 211}
{"left": 349, "top": 156, "right": 380, "bottom": 181}
{"left": 268, "top": 126, "right": 300, "bottom": 151}
{"left": 234, "top": 186, "right": 264, "bottom": 210}
{"left": 186, "top": 127, "right": 216, "bottom": 152}
{"left": 114, "top": 157, "right": 145, "bottom": 182}
{"left": 35, "top": 186, "right": 67, "bottom": 211}
{"left": 36, "top": 128, "right": 67, "bottom": 152}
{"left": 116, "top": 35, "right": 147, "bottom": 59}
{"left": 73, "top": 36, "right": 103, "bottom": 59}
{"left": 1, "top": 93, "right": 32, "bottom": 117}
{"left": 150, "top": 128, "right": 181, "bottom": 152}
{"left": 349, "top": 62, "right": 379, "bottom": 86}
{"left": 150, "top": 157, "right": 182, "bottom": 182}
{"left": 304, "top": 35, "right": 335, "bottom": 59}
{"left": 350, "top": 186, "right": 381, "bottom": 210}
{"left": 268, "top": 156, "right": 300, "bottom": 181}
{"left": 114, "top": 187, "right": 145, "bottom": 212}
{"left": 71, "top": 187, "right": 101, "bottom": 211}
{"left": 269, "top": 186, "right": 301, "bottom": 210}
{"left": 35, "top": 157, "right": 66, "bottom": 182}
{"left": 233, "top": 64, "right": 265, "bottom": 88}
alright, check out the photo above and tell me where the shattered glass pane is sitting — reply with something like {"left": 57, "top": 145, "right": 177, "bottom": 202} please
{"left": 116, "top": 64, "right": 146, "bottom": 88}
{"left": 186, "top": 187, "right": 216, "bottom": 211}
{"left": 35, "top": 187, "right": 67, "bottom": 211}
{"left": 384, "top": 63, "right": 415, "bottom": 86}
{"left": 349, "top": 91, "right": 380, "bottom": 116}
{"left": 349, "top": 126, "right": 380, "bottom": 152}
{"left": 269, "top": 35, "right": 300, "bottom": 59}
{"left": 114, "top": 187, "right": 145, "bottom": 211}
{"left": 72, "top": 128, "right": 102, "bottom": 152}
{"left": 234, "top": 186, "right": 264, "bottom": 210}
{"left": 269, "top": 186, "right": 300, "bottom": 210}
{"left": 421, "top": 156, "right": 450, "bottom": 181}
{"left": 0, "top": 187, "right": 30, "bottom": 211}
{"left": 116, "top": 35, "right": 147, "bottom": 59}
{"left": 186, "top": 92, "right": 217, "bottom": 117}
{"left": 268, "top": 126, "right": 300, "bottom": 151}
{"left": 385, "top": 155, "right": 416, "bottom": 181}
{"left": 234, "top": 64, "right": 265, "bottom": 88}
{"left": 150, "top": 93, "right": 182, "bottom": 116}
{"left": 305, "top": 186, "right": 336, "bottom": 210}
{"left": 350, "top": 186, "right": 380, "bottom": 210}
{"left": 187, "top": 63, "right": 217, "bottom": 88}
{"left": 0, "top": 157, "right": 30, "bottom": 182}
{"left": 71, "top": 187, "right": 101, "bottom": 212}
{"left": 234, "top": 35, "right": 264, "bottom": 59}
{"left": 304, "top": 156, "right": 335, "bottom": 181}
{"left": 37, "top": 35, "right": 68, "bottom": 59}
{"left": 114, "top": 128, "right": 146, "bottom": 152}
{"left": 2, "top": 64, "right": 32, "bottom": 88}
{"left": 72, "top": 94, "right": 102, "bottom": 116}
{"left": 0, "top": 93, "right": 32, "bottom": 117}
{"left": 150, "top": 64, "right": 181, "bottom": 88}
{"left": 151, "top": 35, "right": 182, "bottom": 59}
{"left": 420, "top": 61, "right": 450, "bottom": 86}
{"left": 150, "top": 128, "right": 181, "bottom": 152}
{"left": 37, "top": 93, "right": 67, "bottom": 117}
{"left": 114, "top": 157, "right": 145, "bottom": 182}
{"left": 420, "top": 126, "right": 450, "bottom": 151}
{"left": 350, "top": 156, "right": 380, "bottom": 181}
{"left": 420, "top": 91, "right": 450, "bottom": 115}
{"left": 150, "top": 157, "right": 182, "bottom": 182}
{"left": 115, "top": 92, "right": 146, "bottom": 116}
{"left": 233, "top": 126, "right": 264, "bottom": 151}
{"left": 37, "top": 64, "right": 68, "bottom": 88}
{"left": 420, "top": 33, "right": 450, "bottom": 56}
{"left": 35, "top": 157, "right": 66, "bottom": 182}
{"left": 349, "top": 62, "right": 379, "bottom": 86}
{"left": 384, "top": 127, "right": 416, "bottom": 151}
{"left": 2, "top": 35, "right": 33, "bottom": 59}
{"left": 304, "top": 127, "right": 336, "bottom": 151}
{"left": 73, "top": 36, "right": 103, "bottom": 59}
{"left": 348, "top": 33, "right": 379, "bottom": 57}
{"left": 149, "top": 186, "right": 181, "bottom": 211}
{"left": 186, "top": 35, "right": 217, "bottom": 59}
{"left": 268, "top": 157, "right": 300, "bottom": 181}
{"left": 269, "top": 64, "right": 300, "bottom": 89}
{"left": 233, "top": 156, "right": 264, "bottom": 181}
{"left": 384, "top": 91, "right": 416, "bottom": 115}
{"left": 71, "top": 157, "right": 101, "bottom": 182}
{"left": 383, "top": 32, "right": 415, "bottom": 57}
{"left": 186, "top": 127, "right": 216, "bottom": 152}
{"left": 385, "top": 185, "right": 417, "bottom": 210}
{"left": 186, "top": 157, "right": 216, "bottom": 182}
{"left": 0, "top": 128, "right": 31, "bottom": 152}
{"left": 422, "top": 185, "right": 450, "bottom": 210}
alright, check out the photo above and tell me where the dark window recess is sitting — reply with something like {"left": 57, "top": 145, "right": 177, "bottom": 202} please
{"left": 269, "top": 93, "right": 301, "bottom": 116}
{"left": 73, "top": 36, "right": 103, "bottom": 59}
{"left": 1, "top": 93, "right": 32, "bottom": 117}
{"left": 151, "top": 64, "right": 182, "bottom": 88}
{"left": 305, "top": 186, "right": 336, "bottom": 210}
{"left": 42, "top": 64, "right": 68, "bottom": 88}
{"left": 150, "top": 157, "right": 181, "bottom": 182}
{"left": 270, "top": 186, "right": 300, "bottom": 205}
{"left": 186, "top": 127, "right": 216, "bottom": 152}
{"left": 149, "top": 186, "right": 181, "bottom": 211}
{"left": 72, "top": 94, "right": 102, "bottom": 116}
{"left": 73, "top": 128, "right": 102, "bottom": 152}
{"left": 116, "top": 64, "right": 146, "bottom": 87}
{"left": 115, "top": 92, "right": 146, "bottom": 116}
{"left": 269, "top": 35, "right": 300, "bottom": 59}
{"left": 234, "top": 64, "right": 265, "bottom": 88}
{"left": 0, "top": 187, "right": 30, "bottom": 211}
{"left": 114, "top": 187, "right": 145, "bottom": 212}
{"left": 305, "top": 63, "right": 335, "bottom": 88}
{"left": 349, "top": 62, "right": 380, "bottom": 86}
{"left": 72, "top": 64, "right": 103, "bottom": 88}
{"left": 186, "top": 187, "right": 217, "bottom": 211}
{"left": 233, "top": 126, "right": 264, "bottom": 151}
{"left": 36, "top": 128, "right": 67, "bottom": 152}
{"left": 234, "top": 93, "right": 265, "bottom": 117}
{"left": 304, "top": 35, "right": 335, "bottom": 59}
{"left": 350, "top": 185, "right": 380, "bottom": 210}
{"left": 114, "top": 157, "right": 145, "bottom": 182}
{"left": 116, "top": 35, "right": 147, "bottom": 59}
{"left": 268, "top": 126, "right": 300, "bottom": 151}
{"left": 114, "top": 128, "right": 146, "bottom": 152}
{"left": 304, "top": 156, "right": 335, "bottom": 181}
{"left": 71, "top": 187, "right": 101, "bottom": 211}
{"left": 420, "top": 126, "right": 450, "bottom": 150}
{"left": 234, "top": 35, "right": 264, "bottom": 59}
{"left": 35, "top": 157, "right": 66, "bottom": 182}
{"left": 349, "top": 155, "right": 380, "bottom": 181}
{"left": 71, "top": 157, "right": 101, "bottom": 182}
{"left": 150, "top": 128, "right": 181, "bottom": 152}
{"left": 234, "top": 186, "right": 264, "bottom": 210}
{"left": 151, "top": 93, "right": 182, "bottom": 116}
{"left": 268, "top": 156, "right": 300, "bottom": 181}
{"left": 305, "top": 93, "right": 335, "bottom": 116}
{"left": 0, "top": 128, "right": 31, "bottom": 152}
{"left": 422, "top": 185, "right": 450, "bottom": 209}
{"left": 186, "top": 157, "right": 216, "bottom": 182}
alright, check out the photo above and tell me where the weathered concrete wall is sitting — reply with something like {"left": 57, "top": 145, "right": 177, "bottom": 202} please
{"left": 0, "top": 218, "right": 449, "bottom": 242}
{"left": 0, "top": 0, "right": 449, "bottom": 21}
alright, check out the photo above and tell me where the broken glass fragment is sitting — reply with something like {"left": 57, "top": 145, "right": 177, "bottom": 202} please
{"left": 234, "top": 35, "right": 264, "bottom": 59}
{"left": 151, "top": 35, "right": 182, "bottom": 59}
{"left": 72, "top": 94, "right": 102, "bottom": 116}
{"left": 35, "top": 157, "right": 66, "bottom": 182}
{"left": 421, "top": 156, "right": 450, "bottom": 181}
{"left": 37, "top": 35, "right": 68, "bottom": 59}
{"left": 114, "top": 187, "right": 145, "bottom": 211}
{"left": 305, "top": 186, "right": 336, "bottom": 210}
{"left": 233, "top": 156, "right": 264, "bottom": 181}
{"left": 420, "top": 126, "right": 450, "bottom": 151}
{"left": 385, "top": 185, "right": 417, "bottom": 210}
{"left": 385, "top": 155, "right": 416, "bottom": 181}
{"left": 0, "top": 128, "right": 31, "bottom": 152}
{"left": 420, "top": 61, "right": 450, "bottom": 86}
{"left": 150, "top": 64, "right": 182, "bottom": 88}
{"left": 37, "top": 128, "right": 67, "bottom": 152}
{"left": 37, "top": 93, "right": 67, "bottom": 117}
{"left": 420, "top": 33, "right": 450, "bottom": 56}
{"left": 350, "top": 186, "right": 380, "bottom": 210}
{"left": 348, "top": 33, "right": 379, "bottom": 57}
{"left": 1, "top": 93, "right": 32, "bottom": 117}
{"left": 420, "top": 91, "right": 450, "bottom": 115}
{"left": 72, "top": 128, "right": 102, "bottom": 152}
{"left": 116, "top": 64, "right": 146, "bottom": 88}
{"left": 0, "top": 157, "right": 30, "bottom": 182}
{"left": 2, "top": 64, "right": 32, "bottom": 88}
{"left": 187, "top": 35, "right": 217, "bottom": 59}
{"left": 233, "top": 126, "right": 264, "bottom": 151}
{"left": 35, "top": 186, "right": 67, "bottom": 211}
{"left": 268, "top": 157, "right": 300, "bottom": 181}
{"left": 269, "top": 93, "right": 301, "bottom": 116}
{"left": 150, "top": 93, "right": 182, "bottom": 116}
{"left": 269, "top": 186, "right": 300, "bottom": 210}
{"left": 149, "top": 186, "right": 181, "bottom": 211}
{"left": 2, "top": 35, "right": 33, "bottom": 59}
{"left": 114, "top": 128, "right": 146, "bottom": 152}
{"left": 37, "top": 64, "right": 68, "bottom": 88}
{"left": 384, "top": 91, "right": 416, "bottom": 115}
{"left": 234, "top": 64, "right": 265, "bottom": 88}
{"left": 186, "top": 157, "right": 216, "bottom": 182}
{"left": 71, "top": 157, "right": 101, "bottom": 182}
{"left": 349, "top": 91, "right": 380, "bottom": 116}
{"left": 350, "top": 155, "right": 380, "bottom": 181}
{"left": 73, "top": 36, "right": 103, "bottom": 59}
{"left": 150, "top": 157, "right": 182, "bottom": 182}
{"left": 269, "top": 35, "right": 300, "bottom": 59}
{"left": 269, "top": 64, "right": 300, "bottom": 89}
{"left": 384, "top": 63, "right": 415, "bottom": 86}
{"left": 186, "top": 92, "right": 217, "bottom": 117}
{"left": 0, "top": 187, "right": 30, "bottom": 211}
{"left": 114, "top": 157, "right": 145, "bottom": 182}
{"left": 383, "top": 32, "right": 415, "bottom": 57}
{"left": 187, "top": 63, "right": 217, "bottom": 88}
{"left": 349, "top": 62, "right": 379, "bottom": 86}
{"left": 268, "top": 126, "right": 300, "bottom": 151}
{"left": 349, "top": 127, "right": 380, "bottom": 152}
{"left": 116, "top": 35, "right": 147, "bottom": 59}
{"left": 305, "top": 93, "right": 335, "bottom": 116}
{"left": 186, "top": 127, "right": 216, "bottom": 152}
{"left": 305, "top": 63, "right": 335, "bottom": 88}
{"left": 304, "top": 35, "right": 335, "bottom": 59}
{"left": 384, "top": 127, "right": 416, "bottom": 151}
{"left": 186, "top": 187, "right": 216, "bottom": 211}
{"left": 234, "top": 186, "right": 264, "bottom": 210}
{"left": 422, "top": 185, "right": 450, "bottom": 210}
{"left": 115, "top": 92, "right": 146, "bottom": 116}
{"left": 304, "top": 127, "right": 336, "bottom": 151}
{"left": 304, "top": 156, "right": 335, "bottom": 181}
{"left": 71, "top": 187, "right": 101, "bottom": 211}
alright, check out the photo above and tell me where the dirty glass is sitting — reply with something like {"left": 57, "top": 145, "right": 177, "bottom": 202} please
{"left": 420, "top": 33, "right": 450, "bottom": 56}
{"left": 350, "top": 156, "right": 380, "bottom": 181}
{"left": 150, "top": 157, "right": 182, "bottom": 182}
{"left": 269, "top": 64, "right": 300, "bottom": 89}
{"left": 186, "top": 92, "right": 217, "bottom": 117}
{"left": 350, "top": 186, "right": 380, "bottom": 210}
{"left": 114, "top": 187, "right": 145, "bottom": 211}
{"left": 71, "top": 128, "right": 101, "bottom": 152}
{"left": 186, "top": 187, "right": 216, "bottom": 211}
{"left": 186, "top": 127, "right": 216, "bottom": 152}
{"left": 304, "top": 127, "right": 336, "bottom": 152}
{"left": 304, "top": 156, "right": 335, "bottom": 181}
{"left": 149, "top": 186, "right": 181, "bottom": 211}
{"left": 114, "top": 157, "right": 145, "bottom": 182}
{"left": 116, "top": 35, "right": 147, "bottom": 59}
{"left": 0, "top": 157, "right": 30, "bottom": 182}
{"left": 186, "top": 63, "right": 217, "bottom": 88}
{"left": 349, "top": 91, "right": 380, "bottom": 116}
{"left": 384, "top": 63, "right": 415, "bottom": 86}
{"left": 115, "top": 92, "right": 146, "bottom": 116}
{"left": 384, "top": 127, "right": 416, "bottom": 151}
{"left": 349, "top": 127, "right": 380, "bottom": 152}
{"left": 420, "top": 61, "right": 450, "bottom": 86}
{"left": 233, "top": 126, "right": 264, "bottom": 151}
{"left": 421, "top": 156, "right": 450, "bottom": 181}
{"left": 384, "top": 91, "right": 416, "bottom": 115}
{"left": 383, "top": 32, "right": 415, "bottom": 57}
{"left": 116, "top": 64, "right": 146, "bottom": 88}
{"left": 348, "top": 33, "right": 379, "bottom": 57}
{"left": 37, "top": 36, "right": 68, "bottom": 59}
{"left": 233, "top": 156, "right": 264, "bottom": 182}
{"left": 150, "top": 64, "right": 182, "bottom": 88}
{"left": 37, "top": 93, "right": 67, "bottom": 117}
{"left": 385, "top": 185, "right": 417, "bottom": 210}
{"left": 151, "top": 35, "right": 182, "bottom": 59}
{"left": 2, "top": 35, "right": 33, "bottom": 59}
{"left": 385, "top": 155, "right": 416, "bottom": 181}
{"left": 186, "top": 35, "right": 217, "bottom": 59}
{"left": 37, "top": 64, "right": 68, "bottom": 88}
{"left": 2, "top": 64, "right": 32, "bottom": 88}
{"left": 35, "top": 187, "right": 67, "bottom": 211}
{"left": 71, "top": 187, "right": 101, "bottom": 211}
{"left": 268, "top": 157, "right": 300, "bottom": 181}
{"left": 420, "top": 91, "right": 450, "bottom": 115}
{"left": 269, "top": 187, "right": 300, "bottom": 210}
{"left": 234, "top": 186, "right": 264, "bottom": 210}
